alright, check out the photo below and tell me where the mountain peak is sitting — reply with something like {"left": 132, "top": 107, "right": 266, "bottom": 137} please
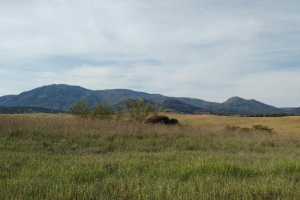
{"left": 224, "top": 96, "right": 245, "bottom": 103}
{"left": 40, "top": 84, "right": 88, "bottom": 90}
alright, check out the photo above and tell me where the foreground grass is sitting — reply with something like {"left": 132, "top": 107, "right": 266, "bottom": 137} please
{"left": 1, "top": 114, "right": 300, "bottom": 199}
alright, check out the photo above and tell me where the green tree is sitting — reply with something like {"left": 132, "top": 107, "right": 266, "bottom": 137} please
{"left": 125, "top": 99, "right": 157, "bottom": 122}
{"left": 69, "top": 100, "right": 90, "bottom": 119}
{"left": 91, "top": 102, "right": 115, "bottom": 120}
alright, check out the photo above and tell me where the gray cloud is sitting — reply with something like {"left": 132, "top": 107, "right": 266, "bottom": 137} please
{"left": 0, "top": 0, "right": 300, "bottom": 106}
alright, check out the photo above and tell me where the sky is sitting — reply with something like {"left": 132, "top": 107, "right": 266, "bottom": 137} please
{"left": 0, "top": 0, "right": 300, "bottom": 107}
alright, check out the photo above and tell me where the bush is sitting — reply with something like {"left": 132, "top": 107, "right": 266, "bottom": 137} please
{"left": 145, "top": 115, "right": 179, "bottom": 125}
{"left": 168, "top": 118, "right": 179, "bottom": 125}
{"left": 252, "top": 125, "right": 274, "bottom": 133}
{"left": 70, "top": 100, "right": 115, "bottom": 120}
{"left": 146, "top": 115, "right": 169, "bottom": 124}
{"left": 69, "top": 100, "right": 90, "bottom": 119}
{"left": 91, "top": 102, "right": 114, "bottom": 120}
{"left": 125, "top": 99, "right": 158, "bottom": 122}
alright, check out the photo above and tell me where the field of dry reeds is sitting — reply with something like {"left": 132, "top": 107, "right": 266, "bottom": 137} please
{"left": 1, "top": 114, "right": 300, "bottom": 199}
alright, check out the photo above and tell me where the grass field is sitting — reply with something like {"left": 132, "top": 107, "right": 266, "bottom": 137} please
{"left": 166, "top": 113, "right": 300, "bottom": 134}
{"left": 1, "top": 114, "right": 300, "bottom": 199}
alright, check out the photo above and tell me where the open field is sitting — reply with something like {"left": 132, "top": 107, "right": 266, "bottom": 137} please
{"left": 166, "top": 113, "right": 300, "bottom": 134}
{"left": 1, "top": 114, "right": 300, "bottom": 199}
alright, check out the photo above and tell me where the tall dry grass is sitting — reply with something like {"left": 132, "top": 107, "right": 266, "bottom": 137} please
{"left": 1, "top": 114, "right": 300, "bottom": 199}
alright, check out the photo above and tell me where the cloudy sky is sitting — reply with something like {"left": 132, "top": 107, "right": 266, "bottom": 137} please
{"left": 1, "top": 0, "right": 300, "bottom": 107}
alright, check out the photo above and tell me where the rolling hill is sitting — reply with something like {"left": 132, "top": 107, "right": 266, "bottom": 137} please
{"left": 0, "top": 84, "right": 297, "bottom": 115}
{"left": 213, "top": 97, "right": 283, "bottom": 115}
{"left": 159, "top": 99, "right": 209, "bottom": 114}
{"left": 281, "top": 107, "right": 300, "bottom": 116}
{"left": 175, "top": 97, "right": 219, "bottom": 110}
{"left": 0, "top": 85, "right": 171, "bottom": 111}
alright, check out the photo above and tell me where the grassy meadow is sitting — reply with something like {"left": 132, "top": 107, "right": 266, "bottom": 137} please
{"left": 166, "top": 113, "right": 300, "bottom": 134}
{"left": 1, "top": 114, "right": 300, "bottom": 199}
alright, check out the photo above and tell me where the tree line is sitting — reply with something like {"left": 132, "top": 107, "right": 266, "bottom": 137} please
{"left": 69, "top": 99, "right": 179, "bottom": 125}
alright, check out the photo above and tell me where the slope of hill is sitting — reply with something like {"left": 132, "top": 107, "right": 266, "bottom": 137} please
{"left": 175, "top": 97, "right": 219, "bottom": 110}
{"left": 214, "top": 97, "right": 283, "bottom": 115}
{"left": 281, "top": 107, "right": 300, "bottom": 115}
{"left": 112, "top": 98, "right": 209, "bottom": 114}
{"left": 159, "top": 99, "right": 209, "bottom": 114}
{"left": 0, "top": 106, "right": 66, "bottom": 114}
{"left": 292, "top": 108, "right": 300, "bottom": 115}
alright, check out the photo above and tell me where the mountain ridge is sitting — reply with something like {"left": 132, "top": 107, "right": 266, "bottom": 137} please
{"left": 0, "top": 84, "right": 298, "bottom": 115}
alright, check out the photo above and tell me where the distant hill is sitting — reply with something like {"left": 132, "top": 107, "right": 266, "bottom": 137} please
{"left": 113, "top": 99, "right": 209, "bottom": 114}
{"left": 0, "top": 84, "right": 297, "bottom": 115}
{"left": 0, "top": 85, "right": 170, "bottom": 111}
{"left": 213, "top": 97, "right": 283, "bottom": 116}
{"left": 159, "top": 99, "right": 209, "bottom": 114}
{"left": 281, "top": 107, "right": 300, "bottom": 115}
{"left": 0, "top": 106, "right": 66, "bottom": 114}
{"left": 292, "top": 108, "right": 300, "bottom": 115}
{"left": 0, "top": 85, "right": 90, "bottom": 111}
{"left": 175, "top": 97, "right": 219, "bottom": 110}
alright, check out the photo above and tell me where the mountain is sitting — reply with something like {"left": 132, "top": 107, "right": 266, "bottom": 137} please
{"left": 281, "top": 107, "right": 300, "bottom": 115}
{"left": 113, "top": 99, "right": 209, "bottom": 114}
{"left": 0, "top": 84, "right": 211, "bottom": 114}
{"left": 213, "top": 97, "right": 283, "bottom": 115}
{"left": 175, "top": 97, "right": 219, "bottom": 110}
{"left": 159, "top": 99, "right": 209, "bottom": 114}
{"left": 0, "top": 106, "right": 66, "bottom": 114}
{"left": 0, "top": 84, "right": 297, "bottom": 115}
{"left": 0, "top": 85, "right": 165, "bottom": 111}
{"left": 0, "top": 84, "right": 174, "bottom": 112}
{"left": 292, "top": 108, "right": 300, "bottom": 115}
{"left": 0, "top": 85, "right": 90, "bottom": 111}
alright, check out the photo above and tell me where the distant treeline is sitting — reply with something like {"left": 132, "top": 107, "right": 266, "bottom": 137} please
{"left": 0, "top": 106, "right": 66, "bottom": 114}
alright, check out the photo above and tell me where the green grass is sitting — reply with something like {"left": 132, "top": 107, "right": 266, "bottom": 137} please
{"left": 1, "top": 114, "right": 300, "bottom": 199}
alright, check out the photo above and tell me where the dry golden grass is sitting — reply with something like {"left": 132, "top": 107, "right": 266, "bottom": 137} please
{"left": 1, "top": 114, "right": 300, "bottom": 199}
{"left": 165, "top": 113, "right": 300, "bottom": 134}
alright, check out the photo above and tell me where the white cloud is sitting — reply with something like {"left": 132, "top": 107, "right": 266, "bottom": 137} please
{"left": 0, "top": 0, "right": 300, "bottom": 107}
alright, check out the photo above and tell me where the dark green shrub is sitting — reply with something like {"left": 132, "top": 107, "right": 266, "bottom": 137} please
{"left": 69, "top": 100, "right": 90, "bottom": 119}
{"left": 146, "top": 115, "right": 169, "bottom": 124}
{"left": 70, "top": 100, "right": 115, "bottom": 120}
{"left": 168, "top": 118, "right": 179, "bottom": 125}
{"left": 145, "top": 115, "right": 179, "bottom": 125}
{"left": 91, "top": 102, "right": 115, "bottom": 120}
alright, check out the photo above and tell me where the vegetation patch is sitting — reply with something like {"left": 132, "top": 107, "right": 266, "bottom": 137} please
{"left": 225, "top": 124, "right": 274, "bottom": 133}
{"left": 145, "top": 115, "right": 179, "bottom": 125}
{"left": 69, "top": 99, "right": 162, "bottom": 123}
